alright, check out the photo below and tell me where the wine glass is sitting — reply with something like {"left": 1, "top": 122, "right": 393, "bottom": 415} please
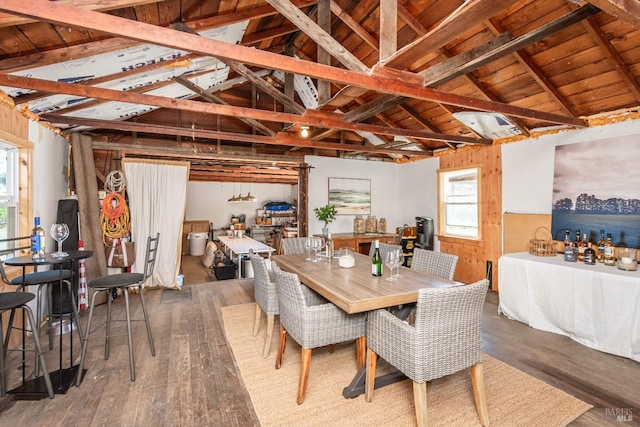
{"left": 311, "top": 237, "right": 324, "bottom": 262}
{"left": 385, "top": 250, "right": 398, "bottom": 281}
{"left": 50, "top": 223, "right": 70, "bottom": 257}
{"left": 304, "top": 237, "right": 313, "bottom": 261}
{"left": 394, "top": 250, "right": 405, "bottom": 279}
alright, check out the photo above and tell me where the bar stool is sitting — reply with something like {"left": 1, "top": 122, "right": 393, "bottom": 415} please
{"left": 0, "top": 291, "right": 54, "bottom": 398}
{"left": 77, "top": 233, "right": 159, "bottom": 383}
{"left": 0, "top": 262, "right": 81, "bottom": 377}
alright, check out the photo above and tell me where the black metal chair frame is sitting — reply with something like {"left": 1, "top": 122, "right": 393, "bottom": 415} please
{"left": 76, "top": 233, "right": 159, "bottom": 384}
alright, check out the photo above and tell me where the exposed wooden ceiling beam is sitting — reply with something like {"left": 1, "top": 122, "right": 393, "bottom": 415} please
{"left": 0, "top": 0, "right": 162, "bottom": 27}
{"left": 0, "top": 0, "right": 586, "bottom": 128}
{"left": 174, "top": 76, "right": 277, "bottom": 137}
{"left": 379, "top": 0, "right": 519, "bottom": 70}
{"left": 4, "top": 74, "right": 491, "bottom": 145}
{"left": 348, "top": 4, "right": 600, "bottom": 125}
{"left": 265, "top": 0, "right": 369, "bottom": 73}
{"left": 584, "top": 16, "right": 640, "bottom": 100}
{"left": 39, "top": 113, "right": 434, "bottom": 157}
{"left": 586, "top": 0, "right": 640, "bottom": 28}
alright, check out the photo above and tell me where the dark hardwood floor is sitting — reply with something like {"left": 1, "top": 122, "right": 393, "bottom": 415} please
{"left": 0, "top": 256, "right": 637, "bottom": 426}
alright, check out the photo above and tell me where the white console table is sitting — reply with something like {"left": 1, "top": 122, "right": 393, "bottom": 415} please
{"left": 498, "top": 252, "right": 640, "bottom": 362}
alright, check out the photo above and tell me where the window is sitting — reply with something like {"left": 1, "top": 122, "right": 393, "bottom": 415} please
{"left": 0, "top": 140, "right": 20, "bottom": 258}
{"left": 439, "top": 167, "right": 480, "bottom": 239}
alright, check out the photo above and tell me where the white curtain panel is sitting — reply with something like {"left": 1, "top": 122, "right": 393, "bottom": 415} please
{"left": 123, "top": 159, "right": 189, "bottom": 288}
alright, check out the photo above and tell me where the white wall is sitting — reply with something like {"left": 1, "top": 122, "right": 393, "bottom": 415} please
{"left": 502, "top": 119, "right": 640, "bottom": 213}
{"left": 29, "top": 121, "right": 70, "bottom": 236}
{"left": 185, "top": 181, "right": 297, "bottom": 228}
{"left": 185, "top": 117, "right": 640, "bottom": 244}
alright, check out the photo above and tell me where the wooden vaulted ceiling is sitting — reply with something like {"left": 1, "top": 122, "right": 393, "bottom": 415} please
{"left": 1, "top": 0, "right": 640, "bottom": 184}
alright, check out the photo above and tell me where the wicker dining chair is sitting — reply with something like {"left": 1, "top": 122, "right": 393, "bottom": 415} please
{"left": 365, "top": 279, "right": 490, "bottom": 427}
{"left": 272, "top": 263, "right": 367, "bottom": 405}
{"left": 410, "top": 248, "right": 459, "bottom": 280}
{"left": 281, "top": 237, "right": 310, "bottom": 255}
{"left": 249, "top": 251, "right": 279, "bottom": 358}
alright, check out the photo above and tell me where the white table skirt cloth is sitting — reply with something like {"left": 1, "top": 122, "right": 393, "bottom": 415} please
{"left": 498, "top": 252, "right": 640, "bottom": 362}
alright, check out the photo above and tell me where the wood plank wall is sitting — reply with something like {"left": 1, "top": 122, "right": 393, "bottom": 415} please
{"left": 438, "top": 144, "right": 502, "bottom": 290}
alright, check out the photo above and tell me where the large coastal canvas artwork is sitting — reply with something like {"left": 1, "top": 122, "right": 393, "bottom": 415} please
{"left": 328, "top": 178, "right": 371, "bottom": 215}
{"left": 551, "top": 138, "right": 640, "bottom": 249}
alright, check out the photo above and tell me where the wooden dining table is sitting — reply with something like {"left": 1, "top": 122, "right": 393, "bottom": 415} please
{"left": 271, "top": 252, "right": 462, "bottom": 398}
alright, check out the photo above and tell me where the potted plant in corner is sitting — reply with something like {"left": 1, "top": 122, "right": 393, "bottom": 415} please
{"left": 314, "top": 204, "right": 338, "bottom": 235}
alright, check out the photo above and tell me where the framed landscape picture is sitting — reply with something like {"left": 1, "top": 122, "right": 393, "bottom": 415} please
{"left": 551, "top": 138, "right": 640, "bottom": 248}
{"left": 328, "top": 178, "right": 371, "bottom": 215}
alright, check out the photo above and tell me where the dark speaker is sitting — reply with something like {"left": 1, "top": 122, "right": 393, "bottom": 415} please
{"left": 415, "top": 216, "right": 434, "bottom": 251}
{"left": 51, "top": 199, "right": 79, "bottom": 316}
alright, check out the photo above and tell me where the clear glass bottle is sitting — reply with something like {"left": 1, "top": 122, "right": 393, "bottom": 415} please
{"left": 31, "top": 216, "right": 45, "bottom": 260}
{"left": 325, "top": 232, "right": 334, "bottom": 261}
{"left": 563, "top": 229, "right": 571, "bottom": 252}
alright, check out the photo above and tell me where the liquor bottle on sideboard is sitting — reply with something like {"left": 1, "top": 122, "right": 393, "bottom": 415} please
{"left": 584, "top": 244, "right": 596, "bottom": 265}
{"left": 578, "top": 233, "right": 588, "bottom": 262}
{"left": 31, "top": 216, "right": 45, "bottom": 260}
{"left": 603, "top": 233, "right": 616, "bottom": 266}
{"left": 371, "top": 240, "right": 382, "bottom": 277}
{"left": 597, "top": 229, "right": 606, "bottom": 263}
{"left": 563, "top": 229, "right": 571, "bottom": 252}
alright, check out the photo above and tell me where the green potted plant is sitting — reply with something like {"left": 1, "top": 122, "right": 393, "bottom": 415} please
{"left": 314, "top": 204, "right": 338, "bottom": 235}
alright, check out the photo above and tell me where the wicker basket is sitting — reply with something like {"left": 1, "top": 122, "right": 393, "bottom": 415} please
{"left": 528, "top": 226, "right": 557, "bottom": 257}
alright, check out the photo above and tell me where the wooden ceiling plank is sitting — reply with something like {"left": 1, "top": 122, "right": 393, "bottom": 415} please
{"left": 584, "top": 16, "right": 640, "bottom": 100}
{"left": 330, "top": 0, "right": 378, "bottom": 51}
{"left": 485, "top": 18, "right": 575, "bottom": 116}
{"left": 380, "top": 0, "right": 519, "bottom": 70}
{"left": 0, "top": 0, "right": 585, "bottom": 127}
{"left": 265, "top": 0, "right": 369, "bottom": 73}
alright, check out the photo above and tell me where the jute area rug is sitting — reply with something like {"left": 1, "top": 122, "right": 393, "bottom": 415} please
{"left": 222, "top": 303, "right": 591, "bottom": 427}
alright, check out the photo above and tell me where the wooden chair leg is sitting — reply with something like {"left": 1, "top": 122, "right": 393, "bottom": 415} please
{"left": 262, "top": 314, "right": 275, "bottom": 358}
{"left": 328, "top": 344, "right": 334, "bottom": 353}
{"left": 253, "top": 303, "right": 261, "bottom": 337}
{"left": 412, "top": 381, "right": 428, "bottom": 427}
{"left": 297, "top": 347, "right": 312, "bottom": 405}
{"left": 470, "top": 363, "right": 490, "bottom": 427}
{"left": 275, "top": 325, "right": 287, "bottom": 369}
{"left": 355, "top": 336, "right": 366, "bottom": 369}
{"left": 364, "top": 348, "right": 377, "bottom": 402}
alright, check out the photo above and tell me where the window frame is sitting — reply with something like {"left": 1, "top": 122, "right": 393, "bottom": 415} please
{"left": 437, "top": 166, "right": 481, "bottom": 241}
{"left": 0, "top": 131, "right": 32, "bottom": 262}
